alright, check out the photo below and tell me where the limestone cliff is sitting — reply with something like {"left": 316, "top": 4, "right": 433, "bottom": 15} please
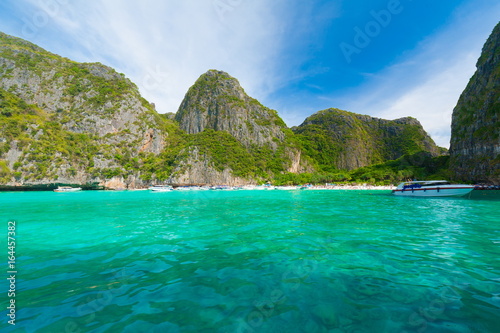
{"left": 167, "top": 146, "right": 253, "bottom": 186}
{"left": 0, "top": 31, "right": 452, "bottom": 187}
{"left": 0, "top": 32, "right": 178, "bottom": 186}
{"left": 450, "top": 22, "right": 500, "bottom": 184}
{"left": 293, "top": 108, "right": 444, "bottom": 171}
{"left": 176, "top": 70, "right": 287, "bottom": 149}
{"left": 173, "top": 70, "right": 312, "bottom": 182}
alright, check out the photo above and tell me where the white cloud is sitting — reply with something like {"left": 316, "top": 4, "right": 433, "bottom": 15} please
{"left": 19, "top": 0, "right": 292, "bottom": 113}
{"left": 376, "top": 52, "right": 478, "bottom": 148}
{"left": 5, "top": 0, "right": 498, "bottom": 150}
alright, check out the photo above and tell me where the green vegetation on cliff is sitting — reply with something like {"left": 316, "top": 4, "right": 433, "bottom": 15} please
{"left": 0, "top": 88, "right": 99, "bottom": 182}
{"left": 176, "top": 70, "right": 292, "bottom": 145}
{"left": 0, "top": 31, "right": 452, "bottom": 187}
{"left": 0, "top": 32, "right": 138, "bottom": 111}
{"left": 189, "top": 130, "right": 256, "bottom": 177}
{"left": 293, "top": 108, "right": 444, "bottom": 172}
{"left": 173, "top": 70, "right": 307, "bottom": 182}
{"left": 0, "top": 31, "right": 185, "bottom": 185}
{"left": 273, "top": 152, "right": 451, "bottom": 186}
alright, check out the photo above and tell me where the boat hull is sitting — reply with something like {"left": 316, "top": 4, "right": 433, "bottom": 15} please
{"left": 392, "top": 186, "right": 474, "bottom": 197}
{"left": 54, "top": 187, "right": 82, "bottom": 192}
{"left": 148, "top": 185, "right": 173, "bottom": 192}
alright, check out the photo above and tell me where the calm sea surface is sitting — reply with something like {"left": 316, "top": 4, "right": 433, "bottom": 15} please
{"left": 0, "top": 190, "right": 499, "bottom": 333}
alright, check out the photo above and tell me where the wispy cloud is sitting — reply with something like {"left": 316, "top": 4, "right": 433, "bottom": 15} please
{"left": 2, "top": 0, "right": 498, "bottom": 149}
{"left": 375, "top": 53, "right": 479, "bottom": 147}
{"left": 16, "top": 0, "right": 293, "bottom": 113}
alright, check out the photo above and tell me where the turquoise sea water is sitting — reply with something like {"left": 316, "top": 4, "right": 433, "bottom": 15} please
{"left": 0, "top": 190, "right": 499, "bottom": 333}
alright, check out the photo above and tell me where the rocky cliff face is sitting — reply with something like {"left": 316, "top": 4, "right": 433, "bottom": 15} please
{"left": 176, "top": 70, "right": 288, "bottom": 149}
{"left": 450, "top": 23, "right": 500, "bottom": 184}
{"left": 0, "top": 32, "right": 177, "bottom": 186}
{"left": 167, "top": 146, "right": 252, "bottom": 186}
{"left": 172, "top": 70, "right": 312, "bottom": 182}
{"left": 0, "top": 31, "right": 449, "bottom": 187}
{"left": 293, "top": 108, "right": 444, "bottom": 171}
{"left": 0, "top": 33, "right": 165, "bottom": 141}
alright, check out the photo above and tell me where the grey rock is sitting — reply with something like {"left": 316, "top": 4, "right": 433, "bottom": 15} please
{"left": 450, "top": 22, "right": 500, "bottom": 184}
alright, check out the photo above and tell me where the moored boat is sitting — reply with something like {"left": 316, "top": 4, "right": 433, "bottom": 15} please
{"left": 54, "top": 186, "right": 82, "bottom": 192}
{"left": 148, "top": 185, "right": 173, "bottom": 192}
{"left": 392, "top": 180, "right": 474, "bottom": 197}
{"left": 174, "top": 186, "right": 192, "bottom": 191}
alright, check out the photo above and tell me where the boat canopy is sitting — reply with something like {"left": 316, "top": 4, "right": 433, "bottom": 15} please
{"left": 420, "top": 181, "right": 451, "bottom": 186}
{"left": 400, "top": 180, "right": 451, "bottom": 190}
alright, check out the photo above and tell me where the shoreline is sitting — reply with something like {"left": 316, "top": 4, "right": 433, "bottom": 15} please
{"left": 0, "top": 184, "right": 397, "bottom": 192}
{"left": 127, "top": 184, "right": 398, "bottom": 191}
{"left": 4, "top": 184, "right": 499, "bottom": 192}
{"left": 301, "top": 185, "right": 395, "bottom": 190}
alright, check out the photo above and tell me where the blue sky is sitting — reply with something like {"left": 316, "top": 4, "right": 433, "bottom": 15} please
{"left": 0, "top": 0, "right": 499, "bottom": 147}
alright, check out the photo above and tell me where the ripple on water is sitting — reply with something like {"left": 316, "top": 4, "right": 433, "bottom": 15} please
{"left": 1, "top": 190, "right": 499, "bottom": 332}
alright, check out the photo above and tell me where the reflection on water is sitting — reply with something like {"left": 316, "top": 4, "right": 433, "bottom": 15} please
{"left": 0, "top": 190, "right": 498, "bottom": 332}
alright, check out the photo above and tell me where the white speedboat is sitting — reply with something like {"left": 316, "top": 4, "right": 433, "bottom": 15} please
{"left": 148, "top": 185, "right": 173, "bottom": 192}
{"left": 54, "top": 186, "right": 82, "bottom": 192}
{"left": 392, "top": 180, "right": 474, "bottom": 197}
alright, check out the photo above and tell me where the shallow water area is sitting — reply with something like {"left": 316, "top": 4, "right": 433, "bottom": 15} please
{"left": 0, "top": 190, "right": 499, "bottom": 332}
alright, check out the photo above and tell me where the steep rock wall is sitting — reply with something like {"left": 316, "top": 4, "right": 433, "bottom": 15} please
{"left": 293, "top": 108, "right": 444, "bottom": 171}
{"left": 449, "top": 23, "right": 500, "bottom": 184}
{"left": 174, "top": 70, "right": 313, "bottom": 181}
{"left": 0, "top": 32, "right": 175, "bottom": 185}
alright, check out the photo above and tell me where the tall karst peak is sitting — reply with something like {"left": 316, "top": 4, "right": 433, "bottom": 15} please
{"left": 0, "top": 31, "right": 176, "bottom": 186}
{"left": 169, "top": 69, "right": 312, "bottom": 182}
{"left": 0, "top": 31, "right": 165, "bottom": 141}
{"left": 175, "top": 69, "right": 288, "bottom": 149}
{"left": 0, "top": 31, "right": 459, "bottom": 187}
{"left": 450, "top": 22, "right": 500, "bottom": 183}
